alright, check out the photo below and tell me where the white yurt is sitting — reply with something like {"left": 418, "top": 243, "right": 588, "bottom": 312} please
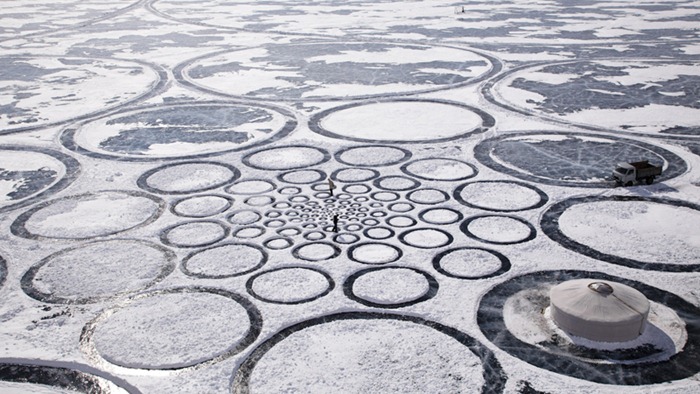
{"left": 549, "top": 279, "right": 650, "bottom": 342}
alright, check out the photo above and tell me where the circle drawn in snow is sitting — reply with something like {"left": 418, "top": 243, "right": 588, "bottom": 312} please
{"left": 461, "top": 215, "right": 536, "bottom": 245}
{"left": 310, "top": 99, "right": 493, "bottom": 143}
{"left": 334, "top": 233, "right": 360, "bottom": 244}
{"left": 226, "top": 179, "right": 276, "bottom": 195}
{"left": 331, "top": 168, "right": 380, "bottom": 183}
{"left": 171, "top": 194, "right": 233, "bottom": 218}
{"left": 399, "top": 228, "right": 453, "bottom": 249}
{"left": 263, "top": 237, "right": 294, "bottom": 250}
{"left": 363, "top": 226, "right": 395, "bottom": 240}
{"left": 82, "top": 287, "right": 261, "bottom": 371}
{"left": 227, "top": 209, "right": 262, "bottom": 225}
{"left": 473, "top": 132, "right": 686, "bottom": 188}
{"left": 348, "top": 242, "right": 402, "bottom": 265}
{"left": 178, "top": 42, "right": 494, "bottom": 101}
{"left": 477, "top": 270, "right": 700, "bottom": 385}
{"left": 0, "top": 361, "right": 138, "bottom": 393}
{"left": 400, "top": 158, "right": 478, "bottom": 181}
{"left": 454, "top": 181, "right": 548, "bottom": 212}
{"left": 334, "top": 145, "right": 412, "bottom": 167}
{"left": 277, "top": 169, "right": 327, "bottom": 184}
{"left": 0, "top": 56, "right": 162, "bottom": 134}
{"left": 181, "top": 243, "right": 267, "bottom": 279}
{"left": 373, "top": 175, "right": 421, "bottom": 191}
{"left": 243, "top": 145, "right": 330, "bottom": 171}
{"left": 292, "top": 242, "right": 341, "bottom": 262}
{"left": 232, "top": 226, "right": 266, "bottom": 239}
{"left": 160, "top": 220, "right": 229, "bottom": 248}
{"left": 11, "top": 190, "right": 164, "bottom": 240}
{"left": 406, "top": 188, "right": 450, "bottom": 205}
{"left": 138, "top": 161, "right": 240, "bottom": 195}
{"left": 371, "top": 191, "right": 400, "bottom": 202}
{"left": 542, "top": 196, "right": 700, "bottom": 272}
{"left": 489, "top": 59, "right": 700, "bottom": 136}
{"left": 418, "top": 207, "right": 464, "bottom": 225}
{"left": 342, "top": 184, "right": 371, "bottom": 194}
{"left": 344, "top": 266, "right": 438, "bottom": 309}
{"left": 231, "top": 312, "right": 505, "bottom": 394}
{"left": 0, "top": 146, "right": 80, "bottom": 214}
{"left": 245, "top": 195, "right": 275, "bottom": 207}
{"left": 433, "top": 247, "right": 510, "bottom": 280}
{"left": 385, "top": 215, "right": 417, "bottom": 228}
{"left": 61, "top": 102, "right": 296, "bottom": 161}
{"left": 387, "top": 202, "right": 414, "bottom": 213}
{"left": 246, "top": 267, "right": 334, "bottom": 305}
{"left": 22, "top": 240, "right": 176, "bottom": 304}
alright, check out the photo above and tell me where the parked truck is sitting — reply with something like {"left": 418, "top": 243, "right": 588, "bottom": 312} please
{"left": 612, "top": 160, "right": 662, "bottom": 186}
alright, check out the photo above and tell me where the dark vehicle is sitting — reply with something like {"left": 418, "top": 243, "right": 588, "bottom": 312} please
{"left": 612, "top": 160, "right": 662, "bottom": 186}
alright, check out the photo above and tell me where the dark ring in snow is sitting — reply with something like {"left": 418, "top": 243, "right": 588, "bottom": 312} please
{"left": 245, "top": 266, "right": 335, "bottom": 305}
{"left": 231, "top": 312, "right": 507, "bottom": 394}
{"left": 277, "top": 169, "right": 327, "bottom": 185}
{"left": 330, "top": 167, "right": 381, "bottom": 183}
{"left": 137, "top": 161, "right": 241, "bottom": 195}
{"left": 432, "top": 247, "right": 511, "bottom": 280}
{"left": 181, "top": 242, "right": 268, "bottom": 279}
{"left": 405, "top": 188, "right": 451, "bottom": 205}
{"left": 372, "top": 175, "right": 421, "bottom": 192}
{"left": 398, "top": 227, "right": 454, "bottom": 249}
{"left": 170, "top": 194, "right": 234, "bottom": 218}
{"left": 225, "top": 178, "right": 277, "bottom": 195}
{"left": 347, "top": 242, "right": 403, "bottom": 265}
{"left": 460, "top": 215, "right": 537, "bottom": 245}
{"left": 0, "top": 359, "right": 140, "bottom": 393}
{"left": 417, "top": 207, "right": 464, "bottom": 225}
{"left": 60, "top": 101, "right": 297, "bottom": 161}
{"left": 262, "top": 236, "right": 295, "bottom": 250}
{"left": 385, "top": 215, "right": 417, "bottom": 228}
{"left": 477, "top": 270, "right": 700, "bottom": 385}
{"left": 291, "top": 241, "right": 341, "bottom": 262}
{"left": 0, "top": 145, "right": 81, "bottom": 214}
{"left": 473, "top": 131, "right": 687, "bottom": 188}
{"left": 341, "top": 183, "right": 372, "bottom": 194}
{"left": 22, "top": 239, "right": 177, "bottom": 304}
{"left": 334, "top": 145, "right": 413, "bottom": 168}
{"left": 541, "top": 195, "right": 700, "bottom": 272}
{"left": 11, "top": 190, "right": 166, "bottom": 241}
{"left": 80, "top": 287, "right": 262, "bottom": 372}
{"left": 159, "top": 220, "right": 230, "bottom": 248}
{"left": 400, "top": 158, "right": 479, "bottom": 182}
{"left": 362, "top": 226, "right": 395, "bottom": 240}
{"left": 0, "top": 254, "right": 6, "bottom": 291}
{"left": 453, "top": 180, "right": 549, "bottom": 212}
{"left": 231, "top": 226, "right": 267, "bottom": 239}
{"left": 242, "top": 145, "right": 331, "bottom": 171}
{"left": 343, "top": 266, "right": 439, "bottom": 309}
{"left": 309, "top": 98, "right": 494, "bottom": 144}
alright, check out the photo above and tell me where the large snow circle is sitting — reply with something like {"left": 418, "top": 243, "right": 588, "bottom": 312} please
{"left": 418, "top": 207, "right": 463, "bottom": 225}
{"left": 454, "top": 180, "right": 548, "bottom": 212}
{"left": 543, "top": 196, "right": 700, "bottom": 272}
{"left": 335, "top": 145, "right": 412, "bottom": 167}
{"left": 21, "top": 240, "right": 176, "bottom": 304}
{"left": 225, "top": 179, "right": 275, "bottom": 195}
{"left": 400, "top": 158, "right": 478, "bottom": 181}
{"left": 160, "top": 220, "right": 229, "bottom": 248}
{"left": 344, "top": 267, "right": 437, "bottom": 308}
{"left": 0, "top": 361, "right": 136, "bottom": 393}
{"left": 243, "top": 145, "right": 330, "bottom": 170}
{"left": 0, "top": 146, "right": 80, "bottom": 214}
{"left": 399, "top": 228, "right": 453, "bottom": 249}
{"left": 433, "top": 247, "right": 510, "bottom": 280}
{"left": 474, "top": 132, "right": 686, "bottom": 188}
{"left": 232, "top": 313, "right": 505, "bottom": 393}
{"left": 138, "top": 161, "right": 240, "bottom": 195}
{"left": 331, "top": 168, "right": 380, "bottom": 183}
{"left": 310, "top": 100, "right": 491, "bottom": 143}
{"left": 292, "top": 242, "right": 341, "bottom": 261}
{"left": 84, "top": 288, "right": 261, "bottom": 371}
{"left": 461, "top": 215, "right": 536, "bottom": 245}
{"left": 0, "top": 56, "right": 161, "bottom": 134}
{"left": 12, "top": 191, "right": 164, "bottom": 240}
{"left": 477, "top": 270, "right": 700, "bottom": 385}
{"left": 171, "top": 194, "right": 233, "bottom": 218}
{"left": 181, "top": 243, "right": 267, "bottom": 278}
{"left": 246, "top": 267, "right": 334, "bottom": 304}
{"left": 62, "top": 103, "right": 294, "bottom": 160}
{"left": 348, "top": 242, "right": 402, "bottom": 265}
{"left": 178, "top": 42, "right": 494, "bottom": 101}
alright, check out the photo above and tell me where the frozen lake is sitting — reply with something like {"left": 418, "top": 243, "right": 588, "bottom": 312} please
{"left": 1, "top": 1, "right": 700, "bottom": 393}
